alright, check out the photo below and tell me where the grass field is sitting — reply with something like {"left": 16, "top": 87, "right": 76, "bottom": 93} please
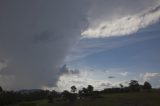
{"left": 10, "top": 92, "right": 160, "bottom": 106}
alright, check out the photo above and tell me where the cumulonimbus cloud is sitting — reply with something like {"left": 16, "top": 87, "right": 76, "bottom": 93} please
{"left": 0, "top": 0, "right": 88, "bottom": 90}
{"left": 82, "top": 2, "right": 160, "bottom": 38}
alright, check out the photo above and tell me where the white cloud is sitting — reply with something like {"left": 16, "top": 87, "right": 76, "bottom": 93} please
{"left": 143, "top": 72, "right": 160, "bottom": 81}
{"left": 56, "top": 73, "right": 120, "bottom": 91}
{"left": 44, "top": 68, "right": 130, "bottom": 91}
{"left": 82, "top": 2, "right": 160, "bottom": 38}
{"left": 119, "top": 72, "right": 129, "bottom": 76}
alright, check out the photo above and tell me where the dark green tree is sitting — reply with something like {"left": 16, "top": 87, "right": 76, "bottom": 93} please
{"left": 62, "top": 90, "right": 76, "bottom": 102}
{"left": 87, "top": 85, "right": 94, "bottom": 92}
{"left": 71, "top": 86, "right": 77, "bottom": 93}
{"left": 87, "top": 85, "right": 94, "bottom": 97}
{"left": 119, "top": 84, "right": 124, "bottom": 88}
{"left": 78, "top": 90, "right": 83, "bottom": 99}
{"left": 48, "top": 90, "right": 57, "bottom": 103}
{"left": 0, "top": 86, "right": 3, "bottom": 92}
{"left": 143, "top": 81, "right": 152, "bottom": 90}
{"left": 129, "top": 80, "right": 140, "bottom": 92}
{"left": 82, "top": 87, "right": 87, "bottom": 94}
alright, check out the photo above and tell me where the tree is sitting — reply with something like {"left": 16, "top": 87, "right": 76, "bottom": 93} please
{"left": 129, "top": 80, "right": 140, "bottom": 92}
{"left": 80, "top": 86, "right": 94, "bottom": 98}
{"left": 48, "top": 90, "right": 57, "bottom": 103}
{"left": 119, "top": 84, "right": 124, "bottom": 88}
{"left": 82, "top": 87, "right": 87, "bottom": 94}
{"left": 71, "top": 86, "right": 77, "bottom": 93}
{"left": 87, "top": 85, "right": 94, "bottom": 97}
{"left": 62, "top": 90, "right": 77, "bottom": 102}
{"left": 78, "top": 90, "right": 83, "bottom": 99}
{"left": 87, "top": 85, "right": 94, "bottom": 92}
{"left": 62, "top": 90, "right": 70, "bottom": 101}
{"left": 0, "top": 86, "right": 3, "bottom": 92}
{"left": 143, "top": 81, "right": 152, "bottom": 90}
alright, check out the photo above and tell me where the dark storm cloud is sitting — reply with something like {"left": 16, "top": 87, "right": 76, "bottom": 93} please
{"left": 0, "top": 0, "right": 89, "bottom": 90}
{"left": 33, "top": 31, "right": 53, "bottom": 43}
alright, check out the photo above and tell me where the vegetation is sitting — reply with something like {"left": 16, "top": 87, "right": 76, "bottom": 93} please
{"left": 70, "top": 86, "right": 77, "bottom": 93}
{"left": 0, "top": 86, "right": 3, "bottom": 92}
{"left": 5, "top": 92, "right": 160, "bottom": 106}
{"left": 129, "top": 80, "right": 140, "bottom": 92}
{"left": 0, "top": 80, "right": 159, "bottom": 106}
{"left": 143, "top": 81, "right": 152, "bottom": 90}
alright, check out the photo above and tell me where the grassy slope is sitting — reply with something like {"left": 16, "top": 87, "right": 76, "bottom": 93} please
{"left": 12, "top": 92, "right": 160, "bottom": 106}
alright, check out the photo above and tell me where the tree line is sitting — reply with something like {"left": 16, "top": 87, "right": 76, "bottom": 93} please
{"left": 101, "top": 80, "right": 152, "bottom": 93}
{"left": 0, "top": 80, "right": 153, "bottom": 105}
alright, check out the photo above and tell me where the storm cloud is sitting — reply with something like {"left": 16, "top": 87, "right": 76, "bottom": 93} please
{"left": 0, "top": 0, "right": 88, "bottom": 90}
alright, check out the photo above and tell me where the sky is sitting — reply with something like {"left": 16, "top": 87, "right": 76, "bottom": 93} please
{"left": 0, "top": 0, "right": 160, "bottom": 91}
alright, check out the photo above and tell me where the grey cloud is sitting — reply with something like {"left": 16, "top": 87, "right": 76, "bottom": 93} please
{"left": 0, "top": 59, "right": 8, "bottom": 71}
{"left": 0, "top": 0, "right": 89, "bottom": 90}
{"left": 33, "top": 31, "right": 53, "bottom": 43}
{"left": 33, "top": 30, "right": 68, "bottom": 44}
{"left": 59, "top": 64, "right": 80, "bottom": 75}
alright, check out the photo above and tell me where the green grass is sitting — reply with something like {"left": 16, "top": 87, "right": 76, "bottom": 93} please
{"left": 10, "top": 92, "right": 160, "bottom": 106}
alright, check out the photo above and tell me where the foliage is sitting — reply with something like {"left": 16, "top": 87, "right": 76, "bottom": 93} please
{"left": 119, "top": 84, "right": 124, "bottom": 88}
{"left": 129, "top": 80, "right": 140, "bottom": 92}
{"left": 62, "top": 90, "right": 77, "bottom": 102}
{"left": 71, "top": 85, "right": 77, "bottom": 93}
{"left": 0, "top": 89, "right": 49, "bottom": 106}
{"left": 0, "top": 86, "right": 3, "bottom": 92}
{"left": 87, "top": 85, "right": 94, "bottom": 92}
{"left": 143, "top": 81, "right": 152, "bottom": 90}
{"left": 26, "top": 92, "right": 160, "bottom": 106}
{"left": 48, "top": 90, "right": 58, "bottom": 103}
{"left": 0, "top": 80, "right": 155, "bottom": 106}
{"left": 78, "top": 85, "right": 95, "bottom": 98}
